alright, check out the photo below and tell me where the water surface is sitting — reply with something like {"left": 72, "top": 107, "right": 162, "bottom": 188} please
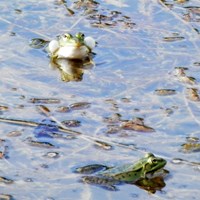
{"left": 0, "top": 0, "right": 200, "bottom": 199}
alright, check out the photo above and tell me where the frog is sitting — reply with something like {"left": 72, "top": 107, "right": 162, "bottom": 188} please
{"left": 75, "top": 153, "right": 168, "bottom": 191}
{"left": 48, "top": 32, "right": 96, "bottom": 60}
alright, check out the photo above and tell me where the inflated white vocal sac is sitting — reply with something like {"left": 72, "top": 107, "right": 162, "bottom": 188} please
{"left": 84, "top": 36, "right": 96, "bottom": 50}
{"left": 47, "top": 34, "right": 96, "bottom": 60}
{"left": 48, "top": 40, "right": 59, "bottom": 54}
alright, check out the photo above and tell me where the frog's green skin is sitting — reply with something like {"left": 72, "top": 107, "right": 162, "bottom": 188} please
{"left": 58, "top": 33, "right": 85, "bottom": 48}
{"left": 99, "top": 153, "right": 166, "bottom": 182}
{"left": 77, "top": 153, "right": 167, "bottom": 190}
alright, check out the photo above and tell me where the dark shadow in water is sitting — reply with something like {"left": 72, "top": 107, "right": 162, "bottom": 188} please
{"left": 49, "top": 58, "right": 94, "bottom": 82}
{"left": 135, "top": 176, "right": 166, "bottom": 194}
{"left": 75, "top": 163, "right": 169, "bottom": 193}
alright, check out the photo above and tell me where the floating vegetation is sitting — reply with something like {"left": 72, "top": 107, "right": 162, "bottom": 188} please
{"left": 163, "top": 36, "right": 184, "bottom": 42}
{"left": 94, "top": 140, "right": 113, "bottom": 150}
{"left": 10, "top": 32, "right": 16, "bottom": 36}
{"left": 104, "top": 115, "right": 155, "bottom": 134}
{"left": 0, "top": 139, "right": 9, "bottom": 159}
{"left": 120, "top": 97, "right": 131, "bottom": 103}
{"left": 186, "top": 136, "right": 199, "bottom": 143}
{"left": 174, "top": 67, "right": 196, "bottom": 84}
{"left": 61, "top": 120, "right": 81, "bottom": 127}
{"left": 193, "top": 62, "right": 200, "bottom": 66}
{"left": 174, "top": 67, "right": 187, "bottom": 77}
{"left": 0, "top": 117, "right": 81, "bottom": 135}
{"left": 185, "top": 6, "right": 200, "bottom": 21}
{"left": 121, "top": 118, "right": 155, "bottom": 132}
{"left": 55, "top": 0, "right": 75, "bottom": 15}
{"left": 36, "top": 105, "right": 51, "bottom": 114}
{"left": 29, "top": 98, "right": 60, "bottom": 104}
{"left": 104, "top": 99, "right": 119, "bottom": 111}
{"left": 181, "top": 136, "right": 200, "bottom": 153}
{"left": 69, "top": 102, "right": 91, "bottom": 110}
{"left": 0, "top": 176, "right": 14, "bottom": 184}
{"left": 103, "top": 113, "right": 122, "bottom": 124}
{"left": 175, "top": 0, "right": 189, "bottom": 3}
{"left": 29, "top": 38, "right": 49, "bottom": 49}
{"left": 7, "top": 130, "right": 22, "bottom": 137}
{"left": 56, "top": 106, "right": 70, "bottom": 113}
{"left": 26, "top": 138, "right": 55, "bottom": 148}
{"left": 14, "top": 8, "right": 22, "bottom": 14}
{"left": 89, "top": 13, "right": 135, "bottom": 29}
{"left": 181, "top": 143, "right": 200, "bottom": 153}
{"left": 0, "top": 147, "right": 9, "bottom": 159}
{"left": 106, "top": 125, "right": 121, "bottom": 134}
{"left": 175, "top": 66, "right": 188, "bottom": 73}
{"left": 1, "top": 0, "right": 200, "bottom": 197}
{"left": 73, "top": 0, "right": 99, "bottom": 10}
{"left": 71, "top": 0, "right": 135, "bottom": 29}
{"left": 186, "top": 88, "right": 200, "bottom": 101}
{"left": 154, "top": 89, "right": 176, "bottom": 96}
{"left": 179, "top": 76, "right": 196, "bottom": 85}
{"left": 0, "top": 106, "right": 9, "bottom": 111}
{"left": 160, "top": 107, "right": 174, "bottom": 116}
{"left": 0, "top": 152, "right": 4, "bottom": 159}
{"left": 0, "top": 194, "right": 14, "bottom": 200}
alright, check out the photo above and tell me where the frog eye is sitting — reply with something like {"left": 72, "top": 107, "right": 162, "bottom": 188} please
{"left": 64, "top": 33, "right": 72, "bottom": 39}
{"left": 150, "top": 158, "right": 158, "bottom": 164}
{"left": 76, "top": 32, "right": 85, "bottom": 39}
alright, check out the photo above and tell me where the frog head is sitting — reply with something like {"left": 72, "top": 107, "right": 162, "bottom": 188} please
{"left": 58, "top": 33, "right": 83, "bottom": 47}
{"left": 60, "top": 32, "right": 95, "bottom": 50}
{"left": 75, "top": 32, "right": 85, "bottom": 43}
{"left": 141, "top": 153, "right": 167, "bottom": 178}
{"left": 48, "top": 32, "right": 96, "bottom": 59}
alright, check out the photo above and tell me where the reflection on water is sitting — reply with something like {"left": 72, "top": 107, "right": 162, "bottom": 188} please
{"left": 135, "top": 176, "right": 167, "bottom": 194}
{"left": 1, "top": 0, "right": 200, "bottom": 199}
{"left": 50, "top": 58, "right": 94, "bottom": 82}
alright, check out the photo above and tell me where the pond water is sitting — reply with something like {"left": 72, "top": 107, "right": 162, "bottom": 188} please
{"left": 0, "top": 0, "right": 200, "bottom": 199}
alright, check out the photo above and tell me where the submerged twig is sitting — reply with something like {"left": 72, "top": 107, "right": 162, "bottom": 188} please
{"left": 59, "top": 0, "right": 75, "bottom": 15}
{"left": 0, "top": 117, "right": 81, "bottom": 135}
{"left": 0, "top": 116, "right": 138, "bottom": 152}
{"left": 0, "top": 114, "right": 174, "bottom": 160}
{"left": 37, "top": 105, "right": 114, "bottom": 149}
{"left": 183, "top": 90, "right": 200, "bottom": 127}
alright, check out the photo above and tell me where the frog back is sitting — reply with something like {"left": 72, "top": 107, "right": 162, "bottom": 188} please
{"left": 99, "top": 162, "right": 143, "bottom": 182}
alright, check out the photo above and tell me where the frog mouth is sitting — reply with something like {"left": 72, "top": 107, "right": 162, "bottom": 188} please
{"left": 74, "top": 42, "right": 82, "bottom": 48}
{"left": 146, "top": 168, "right": 169, "bottom": 179}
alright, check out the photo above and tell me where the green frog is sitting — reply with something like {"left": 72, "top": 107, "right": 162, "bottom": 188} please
{"left": 48, "top": 32, "right": 96, "bottom": 60}
{"left": 75, "top": 153, "right": 168, "bottom": 191}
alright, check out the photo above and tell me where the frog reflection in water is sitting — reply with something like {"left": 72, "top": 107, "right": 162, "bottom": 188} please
{"left": 48, "top": 32, "right": 96, "bottom": 82}
{"left": 75, "top": 153, "right": 168, "bottom": 191}
{"left": 50, "top": 58, "right": 85, "bottom": 82}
